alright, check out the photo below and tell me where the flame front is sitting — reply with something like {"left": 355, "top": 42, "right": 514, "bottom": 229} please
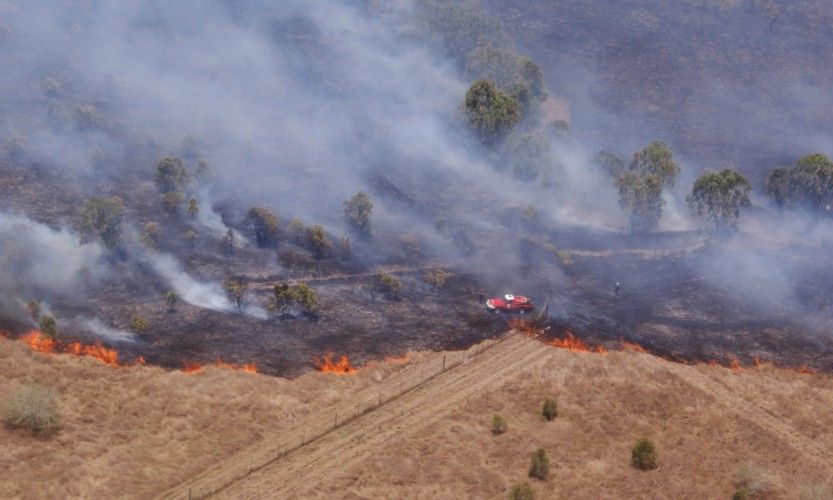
{"left": 19, "top": 330, "right": 126, "bottom": 366}
{"left": 313, "top": 353, "right": 357, "bottom": 375}
{"left": 548, "top": 330, "right": 593, "bottom": 352}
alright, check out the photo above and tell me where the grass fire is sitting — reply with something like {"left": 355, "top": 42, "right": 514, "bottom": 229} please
{"left": 2, "top": 0, "right": 833, "bottom": 497}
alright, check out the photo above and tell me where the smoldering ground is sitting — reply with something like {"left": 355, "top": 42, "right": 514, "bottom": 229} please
{"left": 0, "top": 0, "right": 831, "bottom": 373}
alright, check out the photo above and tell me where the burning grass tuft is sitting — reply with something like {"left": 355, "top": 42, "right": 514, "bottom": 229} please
{"left": 313, "top": 352, "right": 357, "bottom": 375}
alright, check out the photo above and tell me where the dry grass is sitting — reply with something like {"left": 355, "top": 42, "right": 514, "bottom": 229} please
{"left": 219, "top": 340, "right": 833, "bottom": 499}
{"left": 5, "top": 335, "right": 833, "bottom": 499}
{"left": 0, "top": 337, "right": 409, "bottom": 499}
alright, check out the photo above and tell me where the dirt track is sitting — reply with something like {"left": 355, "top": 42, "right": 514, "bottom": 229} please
{"left": 160, "top": 334, "right": 833, "bottom": 499}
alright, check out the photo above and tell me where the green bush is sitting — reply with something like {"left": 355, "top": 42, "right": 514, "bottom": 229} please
{"left": 2, "top": 384, "right": 60, "bottom": 434}
{"left": 491, "top": 413, "right": 507, "bottom": 435}
{"left": 508, "top": 482, "right": 534, "bottom": 500}
{"left": 306, "top": 225, "right": 332, "bottom": 259}
{"left": 528, "top": 448, "right": 549, "bottom": 480}
{"left": 245, "top": 207, "right": 280, "bottom": 246}
{"left": 731, "top": 489, "right": 748, "bottom": 500}
{"left": 376, "top": 273, "right": 403, "bottom": 299}
{"left": 130, "top": 314, "right": 149, "bottom": 333}
{"left": 631, "top": 437, "right": 658, "bottom": 470}
{"left": 542, "top": 398, "right": 557, "bottom": 421}
{"left": 343, "top": 191, "right": 373, "bottom": 233}
{"left": 81, "top": 196, "right": 125, "bottom": 248}
{"left": 38, "top": 315, "right": 58, "bottom": 339}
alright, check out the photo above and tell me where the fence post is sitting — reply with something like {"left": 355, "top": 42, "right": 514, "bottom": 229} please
{"left": 378, "top": 389, "right": 381, "bottom": 407}
{"left": 442, "top": 355, "right": 446, "bottom": 372}
{"left": 400, "top": 379, "right": 403, "bottom": 395}
{"left": 188, "top": 488, "right": 192, "bottom": 500}
{"left": 335, "top": 412, "right": 338, "bottom": 427}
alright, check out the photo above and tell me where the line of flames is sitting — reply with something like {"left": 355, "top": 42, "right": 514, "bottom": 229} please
{"left": 508, "top": 320, "right": 820, "bottom": 375}
{"left": 4, "top": 330, "right": 257, "bottom": 374}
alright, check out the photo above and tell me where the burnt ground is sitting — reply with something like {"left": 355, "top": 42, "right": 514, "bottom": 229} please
{"left": 3, "top": 159, "right": 833, "bottom": 376}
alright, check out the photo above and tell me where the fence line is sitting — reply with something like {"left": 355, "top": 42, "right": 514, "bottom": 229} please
{"left": 164, "top": 332, "right": 516, "bottom": 499}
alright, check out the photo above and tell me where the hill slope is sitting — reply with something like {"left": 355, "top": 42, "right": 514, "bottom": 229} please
{"left": 168, "top": 335, "right": 833, "bottom": 499}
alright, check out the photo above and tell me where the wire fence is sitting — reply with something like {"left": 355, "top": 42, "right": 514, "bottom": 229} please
{"left": 161, "top": 332, "right": 515, "bottom": 500}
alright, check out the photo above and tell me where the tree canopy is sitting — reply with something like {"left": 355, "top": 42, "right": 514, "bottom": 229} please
{"left": 687, "top": 169, "right": 752, "bottom": 232}
{"left": 766, "top": 153, "right": 833, "bottom": 216}
{"left": 628, "top": 140, "right": 680, "bottom": 187}
{"left": 81, "top": 196, "right": 125, "bottom": 248}
{"left": 244, "top": 207, "right": 280, "bottom": 246}
{"left": 461, "top": 79, "right": 520, "bottom": 145}
{"left": 343, "top": 191, "right": 373, "bottom": 233}
{"left": 155, "top": 157, "right": 189, "bottom": 193}
{"left": 616, "top": 172, "right": 664, "bottom": 233}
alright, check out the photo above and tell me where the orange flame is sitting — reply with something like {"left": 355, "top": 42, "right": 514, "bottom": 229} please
{"left": 182, "top": 361, "right": 204, "bottom": 374}
{"left": 313, "top": 353, "right": 357, "bottom": 375}
{"left": 548, "top": 330, "right": 592, "bottom": 352}
{"left": 18, "top": 330, "right": 131, "bottom": 367}
{"left": 213, "top": 359, "right": 258, "bottom": 374}
{"left": 730, "top": 357, "right": 742, "bottom": 373}
{"left": 20, "top": 330, "right": 56, "bottom": 353}
{"left": 795, "top": 365, "right": 818, "bottom": 375}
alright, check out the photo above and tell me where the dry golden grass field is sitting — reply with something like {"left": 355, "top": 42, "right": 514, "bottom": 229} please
{"left": 3, "top": 333, "right": 833, "bottom": 499}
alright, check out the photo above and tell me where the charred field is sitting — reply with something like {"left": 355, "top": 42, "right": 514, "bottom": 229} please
{"left": 0, "top": 0, "right": 832, "bottom": 382}
{"left": 3, "top": 155, "right": 833, "bottom": 377}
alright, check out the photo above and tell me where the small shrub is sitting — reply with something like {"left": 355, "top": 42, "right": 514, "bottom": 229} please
{"left": 541, "top": 398, "right": 557, "bottom": 421}
{"left": 424, "top": 269, "right": 453, "bottom": 292}
{"left": 508, "top": 482, "right": 534, "bottom": 500}
{"left": 130, "top": 314, "right": 149, "bottom": 333}
{"left": 184, "top": 229, "right": 197, "bottom": 247}
{"left": 294, "top": 282, "right": 318, "bottom": 314}
{"left": 631, "top": 437, "right": 658, "bottom": 470}
{"left": 306, "top": 225, "right": 332, "bottom": 259}
{"left": 165, "top": 291, "right": 178, "bottom": 312}
{"left": 245, "top": 207, "right": 280, "bottom": 246}
{"left": 491, "top": 413, "right": 507, "bottom": 435}
{"left": 343, "top": 191, "right": 373, "bottom": 234}
{"left": 187, "top": 197, "right": 199, "bottom": 218}
{"left": 732, "top": 489, "right": 748, "bottom": 500}
{"left": 376, "top": 273, "right": 402, "bottom": 299}
{"left": 1, "top": 384, "right": 60, "bottom": 434}
{"left": 224, "top": 280, "right": 247, "bottom": 310}
{"left": 38, "top": 315, "right": 58, "bottom": 339}
{"left": 528, "top": 448, "right": 549, "bottom": 480}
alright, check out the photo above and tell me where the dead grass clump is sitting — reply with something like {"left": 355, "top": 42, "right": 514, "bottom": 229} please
{"left": 508, "top": 482, "right": 534, "bottom": 500}
{"left": 735, "top": 463, "right": 778, "bottom": 497}
{"left": 491, "top": 413, "right": 507, "bottom": 435}
{"left": 528, "top": 448, "right": 549, "bottom": 480}
{"left": 631, "top": 437, "right": 658, "bottom": 470}
{"left": 2, "top": 384, "right": 60, "bottom": 434}
{"left": 541, "top": 398, "right": 557, "bottom": 421}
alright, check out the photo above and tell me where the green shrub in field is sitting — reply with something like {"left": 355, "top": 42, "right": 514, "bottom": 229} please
{"left": 528, "top": 448, "right": 549, "bottom": 480}
{"left": 631, "top": 437, "right": 658, "bottom": 470}
{"left": 508, "top": 482, "right": 534, "bottom": 500}
{"left": 491, "top": 413, "right": 507, "bottom": 435}
{"left": 542, "top": 398, "right": 557, "bottom": 421}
